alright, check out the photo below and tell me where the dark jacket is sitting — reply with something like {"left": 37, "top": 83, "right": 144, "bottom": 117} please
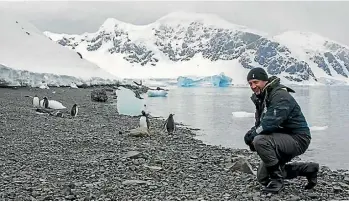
{"left": 250, "top": 76, "right": 311, "bottom": 136}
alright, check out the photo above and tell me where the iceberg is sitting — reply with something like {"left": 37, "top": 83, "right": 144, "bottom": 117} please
{"left": 211, "top": 73, "right": 233, "bottom": 87}
{"left": 147, "top": 90, "right": 168, "bottom": 97}
{"left": 177, "top": 72, "right": 232, "bottom": 87}
{"left": 116, "top": 87, "right": 145, "bottom": 116}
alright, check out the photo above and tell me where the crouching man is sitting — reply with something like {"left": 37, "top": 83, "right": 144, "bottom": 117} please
{"left": 244, "top": 67, "right": 319, "bottom": 193}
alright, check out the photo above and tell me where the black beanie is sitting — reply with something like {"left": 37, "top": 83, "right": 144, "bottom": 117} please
{"left": 247, "top": 67, "right": 268, "bottom": 81}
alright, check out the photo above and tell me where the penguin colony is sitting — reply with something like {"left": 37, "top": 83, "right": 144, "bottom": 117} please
{"left": 30, "top": 85, "right": 176, "bottom": 134}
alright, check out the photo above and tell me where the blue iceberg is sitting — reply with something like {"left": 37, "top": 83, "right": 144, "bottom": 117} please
{"left": 177, "top": 76, "right": 198, "bottom": 87}
{"left": 117, "top": 87, "right": 145, "bottom": 116}
{"left": 177, "top": 73, "right": 232, "bottom": 87}
{"left": 211, "top": 73, "right": 233, "bottom": 87}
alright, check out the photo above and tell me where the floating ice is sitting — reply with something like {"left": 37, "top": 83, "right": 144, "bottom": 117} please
{"left": 232, "top": 111, "right": 255, "bottom": 118}
{"left": 147, "top": 90, "right": 168, "bottom": 97}
{"left": 310, "top": 125, "right": 328, "bottom": 131}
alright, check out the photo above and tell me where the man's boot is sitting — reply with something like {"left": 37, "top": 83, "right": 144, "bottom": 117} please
{"left": 262, "top": 164, "right": 285, "bottom": 194}
{"left": 284, "top": 162, "right": 320, "bottom": 189}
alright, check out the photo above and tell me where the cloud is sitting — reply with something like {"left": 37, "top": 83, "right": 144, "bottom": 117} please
{"left": 0, "top": 1, "right": 348, "bottom": 45}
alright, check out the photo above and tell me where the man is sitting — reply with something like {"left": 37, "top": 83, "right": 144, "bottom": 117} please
{"left": 244, "top": 67, "right": 319, "bottom": 194}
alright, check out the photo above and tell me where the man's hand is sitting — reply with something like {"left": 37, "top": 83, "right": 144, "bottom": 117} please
{"left": 244, "top": 127, "right": 255, "bottom": 145}
{"left": 248, "top": 141, "right": 256, "bottom": 151}
{"left": 244, "top": 127, "right": 258, "bottom": 151}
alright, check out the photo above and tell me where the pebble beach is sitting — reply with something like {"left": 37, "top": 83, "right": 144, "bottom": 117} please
{"left": 0, "top": 87, "right": 348, "bottom": 201}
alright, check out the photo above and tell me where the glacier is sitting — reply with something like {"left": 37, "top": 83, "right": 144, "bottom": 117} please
{"left": 0, "top": 11, "right": 118, "bottom": 87}
{"left": 0, "top": 64, "right": 116, "bottom": 87}
{"left": 177, "top": 73, "right": 232, "bottom": 87}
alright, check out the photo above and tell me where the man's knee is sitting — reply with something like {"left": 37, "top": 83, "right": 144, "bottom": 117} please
{"left": 253, "top": 135, "right": 272, "bottom": 150}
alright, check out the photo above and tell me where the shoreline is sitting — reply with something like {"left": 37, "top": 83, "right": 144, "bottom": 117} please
{"left": 0, "top": 87, "right": 348, "bottom": 200}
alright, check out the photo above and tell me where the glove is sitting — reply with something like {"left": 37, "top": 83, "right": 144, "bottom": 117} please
{"left": 244, "top": 127, "right": 255, "bottom": 145}
{"left": 248, "top": 144, "right": 256, "bottom": 152}
{"left": 244, "top": 127, "right": 258, "bottom": 150}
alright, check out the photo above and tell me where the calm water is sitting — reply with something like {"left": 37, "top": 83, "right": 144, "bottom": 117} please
{"left": 144, "top": 86, "right": 349, "bottom": 170}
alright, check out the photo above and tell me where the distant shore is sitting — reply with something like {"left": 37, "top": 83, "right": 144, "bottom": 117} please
{"left": 0, "top": 87, "right": 348, "bottom": 201}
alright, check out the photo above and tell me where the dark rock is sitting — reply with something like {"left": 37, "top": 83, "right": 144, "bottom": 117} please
{"left": 227, "top": 157, "right": 255, "bottom": 175}
{"left": 90, "top": 89, "right": 108, "bottom": 102}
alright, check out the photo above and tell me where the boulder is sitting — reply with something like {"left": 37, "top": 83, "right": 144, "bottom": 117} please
{"left": 91, "top": 89, "right": 108, "bottom": 102}
{"left": 128, "top": 127, "right": 150, "bottom": 137}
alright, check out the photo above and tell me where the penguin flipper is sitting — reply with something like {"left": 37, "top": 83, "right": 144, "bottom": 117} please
{"left": 146, "top": 118, "right": 150, "bottom": 129}
{"left": 163, "top": 118, "right": 169, "bottom": 131}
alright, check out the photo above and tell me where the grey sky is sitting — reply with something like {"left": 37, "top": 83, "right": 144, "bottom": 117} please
{"left": 1, "top": 1, "right": 349, "bottom": 45}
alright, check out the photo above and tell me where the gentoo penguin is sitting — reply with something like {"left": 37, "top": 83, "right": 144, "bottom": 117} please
{"left": 32, "top": 95, "right": 40, "bottom": 108}
{"left": 164, "top": 113, "right": 175, "bottom": 135}
{"left": 42, "top": 97, "right": 49, "bottom": 108}
{"left": 71, "top": 104, "right": 78, "bottom": 117}
{"left": 142, "top": 104, "right": 149, "bottom": 116}
{"left": 140, "top": 110, "right": 150, "bottom": 129}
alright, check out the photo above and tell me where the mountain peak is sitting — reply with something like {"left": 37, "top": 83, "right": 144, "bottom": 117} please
{"left": 100, "top": 18, "right": 124, "bottom": 31}
{"left": 154, "top": 11, "right": 266, "bottom": 35}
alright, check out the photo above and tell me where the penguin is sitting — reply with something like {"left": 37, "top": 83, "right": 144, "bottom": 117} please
{"left": 41, "top": 97, "right": 49, "bottom": 108}
{"left": 139, "top": 110, "right": 150, "bottom": 129}
{"left": 142, "top": 104, "right": 149, "bottom": 116}
{"left": 39, "top": 97, "right": 66, "bottom": 109}
{"left": 71, "top": 104, "right": 78, "bottom": 117}
{"left": 32, "top": 95, "right": 40, "bottom": 108}
{"left": 163, "top": 113, "right": 175, "bottom": 135}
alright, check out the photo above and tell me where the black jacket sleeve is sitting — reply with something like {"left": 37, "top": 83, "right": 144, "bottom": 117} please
{"left": 255, "top": 89, "right": 296, "bottom": 134}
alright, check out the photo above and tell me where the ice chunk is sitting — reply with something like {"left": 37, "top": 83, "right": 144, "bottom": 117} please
{"left": 147, "top": 90, "right": 168, "bottom": 97}
{"left": 177, "top": 72, "right": 232, "bottom": 87}
{"left": 310, "top": 125, "right": 328, "bottom": 131}
{"left": 117, "top": 87, "right": 145, "bottom": 116}
{"left": 232, "top": 111, "right": 255, "bottom": 118}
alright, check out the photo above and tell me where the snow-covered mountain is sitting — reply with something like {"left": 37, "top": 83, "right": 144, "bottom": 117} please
{"left": 44, "top": 11, "right": 349, "bottom": 85}
{"left": 0, "top": 12, "right": 117, "bottom": 87}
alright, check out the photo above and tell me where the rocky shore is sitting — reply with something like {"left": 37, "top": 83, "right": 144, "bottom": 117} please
{"left": 0, "top": 87, "right": 348, "bottom": 201}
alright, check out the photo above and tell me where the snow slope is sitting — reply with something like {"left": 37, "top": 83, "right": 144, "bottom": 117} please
{"left": 273, "top": 31, "right": 349, "bottom": 84}
{"left": 0, "top": 11, "right": 117, "bottom": 87}
{"left": 44, "top": 12, "right": 349, "bottom": 85}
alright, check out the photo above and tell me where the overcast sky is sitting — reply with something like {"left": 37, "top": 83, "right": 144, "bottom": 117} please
{"left": 1, "top": 1, "right": 349, "bottom": 45}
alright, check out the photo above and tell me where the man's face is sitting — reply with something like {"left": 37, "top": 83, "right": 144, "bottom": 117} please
{"left": 248, "top": 79, "right": 267, "bottom": 95}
